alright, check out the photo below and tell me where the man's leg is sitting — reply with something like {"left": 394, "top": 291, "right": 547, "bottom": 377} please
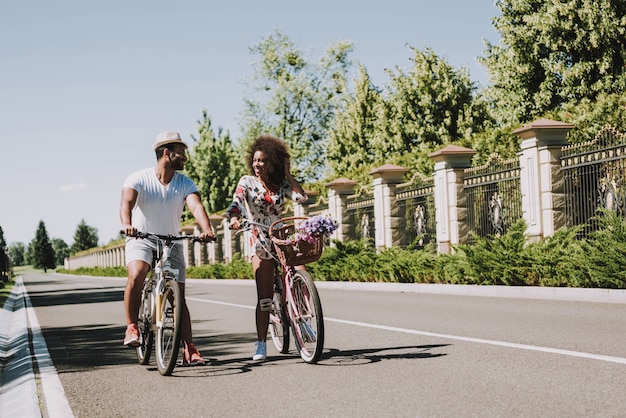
{"left": 123, "top": 260, "right": 150, "bottom": 346}
{"left": 179, "top": 282, "right": 205, "bottom": 365}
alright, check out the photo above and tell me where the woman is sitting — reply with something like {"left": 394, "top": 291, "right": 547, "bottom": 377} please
{"left": 227, "top": 135, "right": 307, "bottom": 361}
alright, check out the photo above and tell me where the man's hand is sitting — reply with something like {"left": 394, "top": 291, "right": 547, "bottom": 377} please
{"left": 198, "top": 230, "right": 215, "bottom": 242}
{"left": 121, "top": 224, "right": 138, "bottom": 237}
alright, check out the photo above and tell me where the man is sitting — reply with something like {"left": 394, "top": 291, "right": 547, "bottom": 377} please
{"left": 120, "top": 131, "right": 214, "bottom": 366}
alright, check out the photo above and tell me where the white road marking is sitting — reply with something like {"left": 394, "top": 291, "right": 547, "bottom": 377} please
{"left": 189, "top": 297, "right": 626, "bottom": 365}
{"left": 22, "top": 279, "right": 75, "bottom": 417}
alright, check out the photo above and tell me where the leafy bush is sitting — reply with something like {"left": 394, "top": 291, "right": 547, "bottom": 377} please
{"left": 578, "top": 210, "right": 626, "bottom": 288}
{"left": 187, "top": 253, "right": 253, "bottom": 280}
{"left": 57, "top": 212, "right": 626, "bottom": 289}
{"left": 56, "top": 266, "right": 128, "bottom": 277}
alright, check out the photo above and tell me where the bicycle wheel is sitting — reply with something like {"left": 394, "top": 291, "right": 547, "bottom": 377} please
{"left": 136, "top": 278, "right": 155, "bottom": 365}
{"left": 289, "top": 270, "right": 324, "bottom": 363}
{"left": 155, "top": 279, "right": 182, "bottom": 376}
{"left": 269, "top": 280, "right": 290, "bottom": 354}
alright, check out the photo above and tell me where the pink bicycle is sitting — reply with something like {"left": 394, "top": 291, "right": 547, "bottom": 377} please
{"left": 239, "top": 216, "right": 325, "bottom": 364}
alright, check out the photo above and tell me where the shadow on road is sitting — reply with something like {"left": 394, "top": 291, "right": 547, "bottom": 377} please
{"left": 319, "top": 344, "right": 449, "bottom": 366}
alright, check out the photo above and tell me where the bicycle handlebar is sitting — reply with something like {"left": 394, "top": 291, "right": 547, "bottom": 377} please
{"left": 121, "top": 231, "right": 215, "bottom": 243}
{"left": 232, "top": 220, "right": 269, "bottom": 232}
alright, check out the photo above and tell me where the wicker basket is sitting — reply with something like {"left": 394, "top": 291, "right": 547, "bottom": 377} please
{"left": 270, "top": 217, "right": 324, "bottom": 266}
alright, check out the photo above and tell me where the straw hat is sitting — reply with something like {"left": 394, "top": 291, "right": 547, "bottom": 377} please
{"left": 153, "top": 131, "right": 188, "bottom": 150}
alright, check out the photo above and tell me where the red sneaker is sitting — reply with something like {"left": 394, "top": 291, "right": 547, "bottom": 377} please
{"left": 183, "top": 343, "right": 205, "bottom": 366}
{"left": 124, "top": 323, "right": 141, "bottom": 347}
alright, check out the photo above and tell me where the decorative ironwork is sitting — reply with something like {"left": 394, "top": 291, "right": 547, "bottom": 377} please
{"left": 561, "top": 126, "right": 626, "bottom": 233}
{"left": 412, "top": 205, "right": 427, "bottom": 246}
{"left": 346, "top": 187, "right": 375, "bottom": 244}
{"left": 464, "top": 154, "right": 522, "bottom": 241}
{"left": 360, "top": 213, "right": 371, "bottom": 240}
{"left": 396, "top": 173, "right": 435, "bottom": 249}
{"left": 598, "top": 174, "right": 622, "bottom": 214}
{"left": 307, "top": 195, "right": 329, "bottom": 217}
{"left": 488, "top": 192, "right": 505, "bottom": 237}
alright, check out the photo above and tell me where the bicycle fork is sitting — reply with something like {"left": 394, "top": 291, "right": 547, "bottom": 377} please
{"left": 154, "top": 245, "right": 180, "bottom": 327}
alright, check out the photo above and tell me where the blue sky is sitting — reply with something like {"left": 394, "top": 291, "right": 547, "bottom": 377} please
{"left": 0, "top": 0, "right": 500, "bottom": 246}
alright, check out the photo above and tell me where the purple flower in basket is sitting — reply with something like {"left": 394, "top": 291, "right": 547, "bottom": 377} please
{"left": 292, "top": 214, "right": 339, "bottom": 244}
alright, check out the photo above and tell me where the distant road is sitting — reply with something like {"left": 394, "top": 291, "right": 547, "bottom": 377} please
{"left": 18, "top": 273, "right": 626, "bottom": 417}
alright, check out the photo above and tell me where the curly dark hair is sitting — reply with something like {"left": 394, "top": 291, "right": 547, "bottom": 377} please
{"left": 246, "top": 135, "right": 290, "bottom": 186}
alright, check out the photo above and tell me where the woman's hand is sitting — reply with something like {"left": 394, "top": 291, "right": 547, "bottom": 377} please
{"left": 229, "top": 216, "right": 241, "bottom": 230}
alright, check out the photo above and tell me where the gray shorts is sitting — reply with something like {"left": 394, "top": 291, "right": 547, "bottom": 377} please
{"left": 125, "top": 237, "right": 187, "bottom": 283}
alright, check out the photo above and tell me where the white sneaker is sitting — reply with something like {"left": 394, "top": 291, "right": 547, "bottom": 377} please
{"left": 253, "top": 341, "right": 267, "bottom": 361}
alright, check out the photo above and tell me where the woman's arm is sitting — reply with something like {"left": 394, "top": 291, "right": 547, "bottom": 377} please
{"left": 284, "top": 159, "right": 307, "bottom": 200}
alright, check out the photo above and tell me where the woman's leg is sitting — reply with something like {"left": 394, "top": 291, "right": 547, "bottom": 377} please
{"left": 252, "top": 255, "right": 275, "bottom": 341}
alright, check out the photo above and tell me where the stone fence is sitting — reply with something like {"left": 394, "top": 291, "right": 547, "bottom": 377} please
{"left": 67, "top": 118, "right": 624, "bottom": 269}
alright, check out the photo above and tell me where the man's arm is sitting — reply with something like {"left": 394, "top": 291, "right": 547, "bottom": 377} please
{"left": 120, "top": 187, "right": 138, "bottom": 236}
{"left": 186, "top": 192, "right": 215, "bottom": 240}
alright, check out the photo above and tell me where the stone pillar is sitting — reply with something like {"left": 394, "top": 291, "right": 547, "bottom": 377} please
{"left": 221, "top": 217, "right": 233, "bottom": 264}
{"left": 180, "top": 225, "right": 195, "bottom": 266}
{"left": 208, "top": 214, "right": 223, "bottom": 264}
{"left": 294, "top": 190, "right": 318, "bottom": 217}
{"left": 369, "top": 164, "right": 409, "bottom": 250}
{"left": 514, "top": 118, "right": 573, "bottom": 242}
{"left": 325, "top": 178, "right": 358, "bottom": 242}
{"left": 430, "top": 145, "right": 476, "bottom": 254}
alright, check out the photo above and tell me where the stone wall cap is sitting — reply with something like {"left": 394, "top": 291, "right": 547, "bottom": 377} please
{"left": 429, "top": 145, "right": 476, "bottom": 159}
{"left": 325, "top": 177, "right": 358, "bottom": 187}
{"left": 368, "top": 163, "right": 409, "bottom": 175}
{"left": 513, "top": 118, "right": 575, "bottom": 135}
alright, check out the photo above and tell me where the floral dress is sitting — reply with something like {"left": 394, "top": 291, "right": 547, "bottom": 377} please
{"left": 227, "top": 175, "right": 306, "bottom": 259}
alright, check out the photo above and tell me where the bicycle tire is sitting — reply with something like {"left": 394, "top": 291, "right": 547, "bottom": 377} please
{"left": 136, "top": 278, "right": 155, "bottom": 365}
{"left": 289, "top": 270, "right": 324, "bottom": 363}
{"left": 155, "top": 279, "right": 182, "bottom": 376}
{"left": 269, "top": 281, "right": 290, "bottom": 354}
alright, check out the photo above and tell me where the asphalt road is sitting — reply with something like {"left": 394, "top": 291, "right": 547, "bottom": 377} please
{"left": 13, "top": 273, "right": 626, "bottom": 417}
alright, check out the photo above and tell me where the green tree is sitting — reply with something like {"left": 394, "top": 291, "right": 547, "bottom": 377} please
{"left": 71, "top": 219, "right": 99, "bottom": 253}
{"left": 0, "top": 226, "right": 6, "bottom": 251}
{"left": 0, "top": 226, "right": 8, "bottom": 281}
{"left": 378, "top": 46, "right": 490, "bottom": 174}
{"left": 8, "top": 242, "right": 25, "bottom": 266}
{"left": 32, "top": 221, "right": 56, "bottom": 272}
{"left": 25, "top": 241, "right": 34, "bottom": 265}
{"left": 241, "top": 29, "right": 354, "bottom": 182}
{"left": 184, "top": 110, "right": 244, "bottom": 214}
{"left": 327, "top": 65, "right": 383, "bottom": 185}
{"left": 481, "top": 0, "right": 626, "bottom": 126}
{"left": 51, "top": 238, "right": 70, "bottom": 267}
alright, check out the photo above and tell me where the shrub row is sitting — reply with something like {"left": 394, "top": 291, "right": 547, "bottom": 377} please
{"left": 58, "top": 210, "right": 626, "bottom": 289}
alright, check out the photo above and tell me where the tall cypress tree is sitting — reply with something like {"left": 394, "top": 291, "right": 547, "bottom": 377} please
{"left": 33, "top": 221, "right": 56, "bottom": 272}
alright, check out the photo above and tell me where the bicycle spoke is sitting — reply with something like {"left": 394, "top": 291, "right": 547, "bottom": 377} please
{"left": 155, "top": 281, "right": 182, "bottom": 375}
{"left": 289, "top": 270, "right": 324, "bottom": 363}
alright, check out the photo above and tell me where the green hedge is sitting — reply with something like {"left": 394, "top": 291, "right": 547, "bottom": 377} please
{"left": 307, "top": 210, "right": 626, "bottom": 288}
{"left": 58, "top": 210, "right": 626, "bottom": 289}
